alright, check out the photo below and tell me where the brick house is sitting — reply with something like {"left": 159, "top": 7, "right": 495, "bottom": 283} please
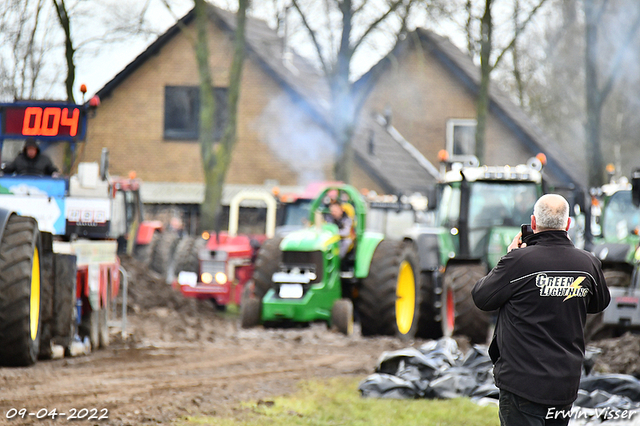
{"left": 356, "top": 29, "right": 584, "bottom": 189}
{"left": 82, "top": 5, "right": 435, "bottom": 213}
{"left": 83, "top": 5, "right": 582, "bottom": 227}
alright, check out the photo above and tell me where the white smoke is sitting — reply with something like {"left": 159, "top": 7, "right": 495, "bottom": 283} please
{"left": 255, "top": 93, "right": 337, "bottom": 185}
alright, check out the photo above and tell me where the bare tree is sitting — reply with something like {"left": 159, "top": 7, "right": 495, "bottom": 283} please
{"left": 0, "top": 0, "right": 53, "bottom": 101}
{"left": 288, "top": 0, "right": 414, "bottom": 183}
{"left": 192, "top": 0, "right": 250, "bottom": 230}
{"left": 463, "top": 0, "right": 549, "bottom": 163}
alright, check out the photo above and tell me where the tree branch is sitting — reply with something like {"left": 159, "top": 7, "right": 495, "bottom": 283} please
{"left": 350, "top": 0, "right": 405, "bottom": 54}
{"left": 491, "top": 0, "right": 548, "bottom": 71}
{"left": 291, "top": 0, "right": 330, "bottom": 76}
{"left": 160, "top": 0, "right": 196, "bottom": 46}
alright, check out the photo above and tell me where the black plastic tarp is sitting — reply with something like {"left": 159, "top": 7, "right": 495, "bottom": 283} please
{"left": 359, "top": 338, "right": 640, "bottom": 424}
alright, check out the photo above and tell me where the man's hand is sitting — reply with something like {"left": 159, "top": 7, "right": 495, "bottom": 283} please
{"left": 508, "top": 232, "right": 526, "bottom": 253}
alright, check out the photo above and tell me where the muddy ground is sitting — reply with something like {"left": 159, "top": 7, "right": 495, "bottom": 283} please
{"left": 0, "top": 257, "right": 408, "bottom": 426}
{"left": 0, "top": 256, "right": 637, "bottom": 426}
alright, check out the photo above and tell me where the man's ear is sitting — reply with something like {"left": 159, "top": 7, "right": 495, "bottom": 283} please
{"left": 531, "top": 215, "right": 537, "bottom": 232}
{"left": 565, "top": 216, "right": 571, "bottom": 231}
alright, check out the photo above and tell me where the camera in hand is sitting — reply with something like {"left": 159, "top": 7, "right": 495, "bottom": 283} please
{"left": 521, "top": 224, "right": 533, "bottom": 238}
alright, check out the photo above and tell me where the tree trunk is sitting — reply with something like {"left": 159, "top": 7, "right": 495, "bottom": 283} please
{"left": 475, "top": 0, "right": 493, "bottom": 164}
{"left": 196, "top": 0, "right": 249, "bottom": 231}
{"left": 584, "top": 0, "right": 604, "bottom": 187}
{"left": 332, "top": 0, "right": 355, "bottom": 183}
{"left": 53, "top": 0, "right": 75, "bottom": 103}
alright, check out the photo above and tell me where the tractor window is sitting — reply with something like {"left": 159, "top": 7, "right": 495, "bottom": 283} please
{"left": 436, "top": 185, "right": 460, "bottom": 227}
{"left": 602, "top": 190, "right": 640, "bottom": 240}
{"left": 283, "top": 200, "right": 312, "bottom": 226}
{"left": 468, "top": 182, "right": 537, "bottom": 229}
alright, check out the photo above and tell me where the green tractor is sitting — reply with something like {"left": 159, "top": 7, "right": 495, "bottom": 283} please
{"left": 586, "top": 169, "right": 640, "bottom": 339}
{"left": 406, "top": 158, "right": 544, "bottom": 343}
{"left": 241, "top": 184, "right": 421, "bottom": 338}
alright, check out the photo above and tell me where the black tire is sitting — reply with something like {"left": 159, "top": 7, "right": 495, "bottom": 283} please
{"left": 134, "top": 230, "right": 160, "bottom": 266}
{"left": 332, "top": 299, "right": 354, "bottom": 336}
{"left": 52, "top": 254, "right": 77, "bottom": 349}
{"left": 172, "top": 236, "right": 203, "bottom": 276}
{"left": 416, "top": 271, "right": 443, "bottom": 339}
{"left": 149, "top": 231, "right": 180, "bottom": 277}
{"left": 253, "top": 237, "right": 283, "bottom": 299}
{"left": 444, "top": 263, "right": 490, "bottom": 344}
{"left": 38, "top": 252, "right": 55, "bottom": 360}
{"left": 358, "top": 240, "right": 420, "bottom": 339}
{"left": 240, "top": 282, "right": 261, "bottom": 328}
{"left": 584, "top": 269, "right": 630, "bottom": 341}
{"left": 0, "top": 215, "right": 42, "bottom": 366}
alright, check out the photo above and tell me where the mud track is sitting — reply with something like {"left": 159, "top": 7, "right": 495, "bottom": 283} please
{"left": 0, "top": 256, "right": 408, "bottom": 426}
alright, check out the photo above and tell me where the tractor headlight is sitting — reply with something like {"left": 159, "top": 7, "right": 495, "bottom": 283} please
{"left": 201, "top": 272, "right": 213, "bottom": 284}
{"left": 215, "top": 272, "right": 228, "bottom": 284}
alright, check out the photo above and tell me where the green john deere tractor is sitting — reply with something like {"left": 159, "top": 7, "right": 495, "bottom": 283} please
{"left": 586, "top": 169, "right": 640, "bottom": 339}
{"left": 405, "top": 159, "right": 545, "bottom": 343}
{"left": 241, "top": 184, "right": 421, "bottom": 338}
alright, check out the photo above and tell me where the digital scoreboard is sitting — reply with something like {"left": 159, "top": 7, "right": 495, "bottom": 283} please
{"left": 0, "top": 103, "right": 88, "bottom": 142}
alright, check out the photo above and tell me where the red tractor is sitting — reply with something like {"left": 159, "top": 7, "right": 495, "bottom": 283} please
{"left": 174, "top": 190, "right": 277, "bottom": 308}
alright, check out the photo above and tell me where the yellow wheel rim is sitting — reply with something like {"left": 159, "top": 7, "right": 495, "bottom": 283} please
{"left": 30, "top": 247, "right": 41, "bottom": 341}
{"left": 395, "top": 260, "right": 416, "bottom": 335}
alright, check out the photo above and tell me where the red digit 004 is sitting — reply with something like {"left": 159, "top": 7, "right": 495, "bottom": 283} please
{"left": 21, "top": 106, "right": 79, "bottom": 137}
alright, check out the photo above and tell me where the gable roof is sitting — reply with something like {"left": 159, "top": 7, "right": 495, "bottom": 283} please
{"left": 91, "top": 5, "right": 438, "bottom": 195}
{"left": 356, "top": 28, "right": 586, "bottom": 190}
{"left": 93, "top": 5, "right": 330, "bottom": 126}
{"left": 353, "top": 115, "right": 439, "bottom": 194}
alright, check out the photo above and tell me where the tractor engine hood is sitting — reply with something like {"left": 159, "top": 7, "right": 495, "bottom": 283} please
{"left": 279, "top": 224, "right": 340, "bottom": 253}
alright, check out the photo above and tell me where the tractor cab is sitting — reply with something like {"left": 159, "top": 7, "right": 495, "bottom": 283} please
{"left": 175, "top": 189, "right": 277, "bottom": 308}
{"left": 244, "top": 184, "right": 422, "bottom": 339}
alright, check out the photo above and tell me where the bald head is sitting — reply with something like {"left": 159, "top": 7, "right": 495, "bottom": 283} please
{"left": 533, "top": 194, "right": 570, "bottom": 232}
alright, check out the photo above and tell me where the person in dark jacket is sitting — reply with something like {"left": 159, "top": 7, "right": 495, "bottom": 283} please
{"left": 472, "top": 194, "right": 610, "bottom": 426}
{"left": 2, "top": 138, "right": 58, "bottom": 176}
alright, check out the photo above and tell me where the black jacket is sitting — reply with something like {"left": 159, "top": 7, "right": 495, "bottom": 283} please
{"left": 3, "top": 151, "right": 58, "bottom": 176}
{"left": 472, "top": 230, "right": 610, "bottom": 406}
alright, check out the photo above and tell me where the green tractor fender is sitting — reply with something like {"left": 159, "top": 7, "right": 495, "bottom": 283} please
{"left": 354, "top": 232, "right": 384, "bottom": 279}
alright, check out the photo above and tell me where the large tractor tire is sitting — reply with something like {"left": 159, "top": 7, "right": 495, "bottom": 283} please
{"left": 38, "top": 252, "right": 55, "bottom": 360}
{"left": 0, "top": 215, "right": 43, "bottom": 366}
{"left": 240, "top": 283, "right": 262, "bottom": 329}
{"left": 332, "top": 299, "right": 354, "bottom": 336}
{"left": 149, "top": 230, "right": 180, "bottom": 279}
{"left": 585, "top": 269, "right": 630, "bottom": 341}
{"left": 52, "top": 254, "right": 78, "bottom": 350}
{"left": 172, "top": 235, "right": 204, "bottom": 276}
{"left": 253, "top": 237, "right": 283, "bottom": 299}
{"left": 416, "top": 271, "right": 444, "bottom": 339}
{"left": 134, "top": 230, "right": 160, "bottom": 266}
{"left": 443, "top": 264, "right": 490, "bottom": 344}
{"left": 358, "top": 240, "right": 420, "bottom": 339}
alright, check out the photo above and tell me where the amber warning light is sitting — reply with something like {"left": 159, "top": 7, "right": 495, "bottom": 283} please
{"left": 0, "top": 103, "right": 87, "bottom": 141}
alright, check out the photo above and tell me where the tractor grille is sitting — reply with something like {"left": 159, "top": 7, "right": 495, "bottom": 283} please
{"left": 201, "top": 260, "right": 225, "bottom": 275}
{"left": 280, "top": 251, "right": 323, "bottom": 284}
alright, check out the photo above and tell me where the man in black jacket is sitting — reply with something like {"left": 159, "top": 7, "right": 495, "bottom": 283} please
{"left": 473, "top": 194, "right": 610, "bottom": 426}
{"left": 2, "top": 138, "right": 58, "bottom": 176}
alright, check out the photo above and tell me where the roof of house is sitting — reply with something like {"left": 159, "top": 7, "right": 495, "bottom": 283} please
{"left": 91, "top": 5, "right": 439, "bottom": 197}
{"left": 356, "top": 28, "right": 586, "bottom": 189}
{"left": 353, "top": 114, "right": 439, "bottom": 194}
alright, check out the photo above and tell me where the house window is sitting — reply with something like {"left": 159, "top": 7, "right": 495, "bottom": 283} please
{"left": 163, "top": 86, "right": 228, "bottom": 141}
{"left": 446, "top": 119, "right": 477, "bottom": 158}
